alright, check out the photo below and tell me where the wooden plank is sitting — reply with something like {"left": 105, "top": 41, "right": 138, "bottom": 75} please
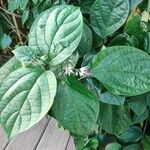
{"left": 66, "top": 137, "right": 76, "bottom": 150}
{"left": 0, "top": 127, "right": 8, "bottom": 150}
{"left": 36, "top": 118, "right": 70, "bottom": 150}
{"left": 5, "top": 117, "right": 49, "bottom": 150}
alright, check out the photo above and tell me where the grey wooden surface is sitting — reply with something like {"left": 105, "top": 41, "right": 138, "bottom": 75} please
{"left": 0, "top": 117, "right": 76, "bottom": 150}
{"left": 66, "top": 137, "right": 76, "bottom": 150}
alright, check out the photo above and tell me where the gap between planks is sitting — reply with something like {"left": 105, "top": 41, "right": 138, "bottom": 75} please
{"left": 0, "top": 116, "right": 75, "bottom": 150}
{"left": 35, "top": 117, "right": 71, "bottom": 150}
{"left": 3, "top": 116, "right": 50, "bottom": 150}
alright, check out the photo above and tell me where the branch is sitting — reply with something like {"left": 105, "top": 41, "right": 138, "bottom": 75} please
{"left": 12, "top": 13, "right": 23, "bottom": 44}
{"left": 0, "top": 6, "right": 21, "bottom": 18}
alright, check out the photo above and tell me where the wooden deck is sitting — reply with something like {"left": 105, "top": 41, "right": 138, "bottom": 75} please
{"left": 0, "top": 117, "right": 76, "bottom": 150}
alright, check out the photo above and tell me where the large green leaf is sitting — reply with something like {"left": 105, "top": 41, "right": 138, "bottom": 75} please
{"left": 90, "top": 46, "right": 150, "bottom": 96}
{"left": 0, "top": 67, "right": 57, "bottom": 138}
{"left": 90, "top": 0, "right": 129, "bottom": 38}
{"left": 29, "top": 5, "right": 83, "bottom": 65}
{"left": 0, "top": 57, "right": 21, "bottom": 86}
{"left": 52, "top": 76, "right": 99, "bottom": 137}
{"left": 98, "top": 103, "right": 131, "bottom": 135}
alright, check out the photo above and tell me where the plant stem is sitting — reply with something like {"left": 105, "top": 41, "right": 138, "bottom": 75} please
{"left": 0, "top": 6, "right": 21, "bottom": 18}
{"left": 0, "top": 0, "right": 3, "bottom": 7}
{"left": 12, "top": 13, "right": 23, "bottom": 44}
{"left": 142, "top": 119, "right": 148, "bottom": 138}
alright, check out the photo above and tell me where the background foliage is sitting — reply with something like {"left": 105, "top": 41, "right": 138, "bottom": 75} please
{"left": 0, "top": 0, "right": 150, "bottom": 150}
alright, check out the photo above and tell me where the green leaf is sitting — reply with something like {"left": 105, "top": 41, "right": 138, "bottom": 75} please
{"left": 75, "top": 137, "right": 87, "bottom": 150}
{"left": 90, "top": 0, "right": 129, "bottom": 38}
{"left": 144, "top": 136, "right": 150, "bottom": 150}
{"left": 32, "top": 0, "right": 52, "bottom": 19}
{"left": 148, "top": 0, "right": 150, "bottom": 13}
{"left": 100, "top": 91, "right": 125, "bottom": 106}
{"left": 128, "top": 95, "right": 147, "bottom": 116}
{"left": 108, "top": 34, "right": 129, "bottom": 46}
{"left": 125, "top": 16, "right": 146, "bottom": 40}
{"left": 8, "top": 0, "right": 28, "bottom": 11}
{"left": 29, "top": 5, "right": 83, "bottom": 65}
{"left": 92, "top": 32, "right": 103, "bottom": 49}
{"left": 32, "top": 0, "right": 39, "bottom": 5}
{"left": 13, "top": 46, "right": 40, "bottom": 64}
{"left": 90, "top": 46, "right": 150, "bottom": 96}
{"left": 84, "top": 78, "right": 103, "bottom": 98}
{"left": 0, "top": 67, "right": 57, "bottom": 138}
{"left": 8, "top": 0, "right": 20, "bottom": 11}
{"left": 22, "top": 8, "right": 30, "bottom": 25}
{"left": 52, "top": 76, "right": 99, "bottom": 137}
{"left": 19, "top": 0, "right": 29, "bottom": 10}
{"left": 83, "top": 137, "right": 99, "bottom": 150}
{"left": 0, "top": 34, "right": 12, "bottom": 49}
{"left": 98, "top": 103, "right": 131, "bottom": 135}
{"left": 77, "top": 24, "right": 93, "bottom": 56}
{"left": 129, "top": 0, "right": 141, "bottom": 10}
{"left": 105, "top": 143, "right": 122, "bottom": 150}
{"left": 108, "top": 33, "right": 139, "bottom": 48}
{"left": 51, "top": 52, "right": 79, "bottom": 78}
{"left": 132, "top": 108, "right": 149, "bottom": 124}
{"left": 125, "top": 16, "right": 146, "bottom": 49}
{"left": 123, "top": 144, "right": 140, "bottom": 150}
{"left": 59, "top": 0, "right": 67, "bottom": 5}
{"left": 82, "top": 52, "right": 96, "bottom": 67}
{"left": 79, "top": 0, "right": 95, "bottom": 14}
{"left": 146, "top": 92, "right": 150, "bottom": 109}
{"left": 144, "top": 32, "right": 150, "bottom": 54}
{"left": 119, "top": 126, "right": 142, "bottom": 143}
{"left": 0, "top": 57, "right": 21, "bottom": 86}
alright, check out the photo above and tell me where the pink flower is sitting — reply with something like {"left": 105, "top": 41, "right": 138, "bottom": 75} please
{"left": 64, "top": 66, "right": 74, "bottom": 76}
{"left": 79, "top": 67, "right": 91, "bottom": 77}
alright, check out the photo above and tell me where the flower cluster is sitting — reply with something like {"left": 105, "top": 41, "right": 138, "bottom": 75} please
{"left": 64, "top": 66, "right": 91, "bottom": 78}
